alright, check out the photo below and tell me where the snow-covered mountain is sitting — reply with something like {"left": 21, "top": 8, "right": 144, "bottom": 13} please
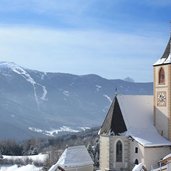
{"left": 0, "top": 62, "right": 153, "bottom": 140}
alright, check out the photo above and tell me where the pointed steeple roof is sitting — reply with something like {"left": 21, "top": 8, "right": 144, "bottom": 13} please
{"left": 161, "top": 37, "right": 171, "bottom": 59}
{"left": 99, "top": 96, "right": 127, "bottom": 135}
{"left": 154, "top": 37, "right": 171, "bottom": 65}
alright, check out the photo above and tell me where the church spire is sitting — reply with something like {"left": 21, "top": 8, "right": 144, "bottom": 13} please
{"left": 153, "top": 24, "right": 171, "bottom": 66}
{"left": 154, "top": 36, "right": 171, "bottom": 66}
{"left": 161, "top": 36, "right": 171, "bottom": 59}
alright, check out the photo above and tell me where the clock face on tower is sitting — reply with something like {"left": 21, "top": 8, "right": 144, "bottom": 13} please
{"left": 157, "top": 91, "right": 166, "bottom": 106}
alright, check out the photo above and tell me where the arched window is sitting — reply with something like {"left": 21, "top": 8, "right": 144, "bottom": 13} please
{"left": 159, "top": 67, "right": 165, "bottom": 84}
{"left": 135, "top": 159, "right": 139, "bottom": 165}
{"left": 116, "top": 140, "right": 123, "bottom": 162}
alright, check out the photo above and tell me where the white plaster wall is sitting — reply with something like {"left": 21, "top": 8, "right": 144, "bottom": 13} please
{"left": 100, "top": 135, "right": 110, "bottom": 171}
{"left": 144, "top": 146, "right": 171, "bottom": 170}
{"left": 129, "top": 140, "right": 171, "bottom": 171}
{"left": 129, "top": 140, "right": 145, "bottom": 170}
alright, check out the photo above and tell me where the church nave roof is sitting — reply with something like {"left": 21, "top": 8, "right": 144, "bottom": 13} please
{"left": 99, "top": 95, "right": 171, "bottom": 147}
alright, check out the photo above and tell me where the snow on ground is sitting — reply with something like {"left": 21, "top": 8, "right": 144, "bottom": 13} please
{"left": 28, "top": 127, "right": 43, "bottom": 134}
{"left": 12, "top": 66, "right": 36, "bottom": 85}
{"left": 2, "top": 62, "right": 48, "bottom": 105}
{"left": 13, "top": 66, "right": 48, "bottom": 102}
{"left": 103, "top": 94, "right": 112, "bottom": 103}
{"left": 0, "top": 164, "right": 42, "bottom": 171}
{"left": 63, "top": 90, "right": 70, "bottom": 97}
{"left": 40, "top": 85, "right": 48, "bottom": 101}
{"left": 3, "top": 153, "right": 48, "bottom": 163}
{"left": 11, "top": 64, "right": 40, "bottom": 107}
{"left": 96, "top": 85, "right": 102, "bottom": 92}
{"left": 102, "top": 94, "right": 112, "bottom": 113}
{"left": 45, "top": 126, "right": 79, "bottom": 136}
{"left": 0, "top": 154, "right": 48, "bottom": 171}
{"left": 41, "top": 72, "right": 47, "bottom": 80}
{"left": 79, "top": 127, "right": 90, "bottom": 131}
{"left": 28, "top": 126, "right": 90, "bottom": 137}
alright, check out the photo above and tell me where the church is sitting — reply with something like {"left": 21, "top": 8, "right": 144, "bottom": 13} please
{"left": 99, "top": 36, "right": 171, "bottom": 171}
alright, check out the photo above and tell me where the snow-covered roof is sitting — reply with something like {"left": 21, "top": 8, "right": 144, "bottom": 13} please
{"left": 100, "top": 95, "right": 171, "bottom": 147}
{"left": 154, "top": 37, "right": 171, "bottom": 66}
{"left": 154, "top": 54, "right": 171, "bottom": 65}
{"left": 48, "top": 145, "right": 93, "bottom": 171}
{"left": 132, "top": 163, "right": 144, "bottom": 171}
{"left": 163, "top": 153, "right": 171, "bottom": 160}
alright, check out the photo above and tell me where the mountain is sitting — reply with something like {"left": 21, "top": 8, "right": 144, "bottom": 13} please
{"left": 0, "top": 62, "right": 153, "bottom": 140}
{"left": 124, "top": 77, "right": 135, "bottom": 83}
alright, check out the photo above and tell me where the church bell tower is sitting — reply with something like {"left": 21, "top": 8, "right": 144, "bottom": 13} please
{"left": 154, "top": 37, "right": 171, "bottom": 140}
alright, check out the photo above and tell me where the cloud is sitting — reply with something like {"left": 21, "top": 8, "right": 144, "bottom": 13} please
{"left": 0, "top": 25, "right": 166, "bottom": 81}
{"left": 0, "top": 0, "right": 170, "bottom": 33}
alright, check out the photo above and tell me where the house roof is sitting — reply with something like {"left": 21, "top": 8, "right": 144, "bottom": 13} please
{"left": 99, "top": 95, "right": 171, "bottom": 147}
{"left": 48, "top": 145, "right": 93, "bottom": 171}
{"left": 100, "top": 96, "right": 127, "bottom": 135}
{"left": 154, "top": 37, "right": 171, "bottom": 66}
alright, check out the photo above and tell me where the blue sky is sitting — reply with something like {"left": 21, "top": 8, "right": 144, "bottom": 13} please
{"left": 0, "top": 0, "right": 171, "bottom": 82}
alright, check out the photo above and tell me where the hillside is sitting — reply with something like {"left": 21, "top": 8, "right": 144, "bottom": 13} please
{"left": 0, "top": 62, "right": 153, "bottom": 140}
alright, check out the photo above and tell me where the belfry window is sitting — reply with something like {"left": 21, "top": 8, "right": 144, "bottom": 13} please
{"left": 159, "top": 67, "right": 165, "bottom": 84}
{"left": 116, "top": 140, "right": 123, "bottom": 162}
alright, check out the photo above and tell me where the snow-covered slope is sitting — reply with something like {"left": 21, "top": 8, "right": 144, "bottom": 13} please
{"left": 0, "top": 61, "right": 153, "bottom": 140}
{"left": 0, "top": 164, "right": 42, "bottom": 171}
{"left": 0, "top": 153, "right": 48, "bottom": 171}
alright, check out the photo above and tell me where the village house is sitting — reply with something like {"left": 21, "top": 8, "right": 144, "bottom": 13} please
{"left": 48, "top": 145, "right": 94, "bottom": 171}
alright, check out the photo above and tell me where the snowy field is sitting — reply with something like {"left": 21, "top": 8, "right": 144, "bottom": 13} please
{"left": 0, "top": 153, "right": 48, "bottom": 171}
{"left": 2, "top": 153, "right": 48, "bottom": 163}
{"left": 0, "top": 164, "right": 42, "bottom": 171}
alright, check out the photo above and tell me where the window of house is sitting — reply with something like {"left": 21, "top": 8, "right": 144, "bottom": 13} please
{"left": 135, "top": 159, "right": 139, "bottom": 165}
{"left": 116, "top": 140, "right": 122, "bottom": 162}
{"left": 159, "top": 67, "right": 165, "bottom": 84}
{"left": 135, "top": 147, "right": 138, "bottom": 153}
